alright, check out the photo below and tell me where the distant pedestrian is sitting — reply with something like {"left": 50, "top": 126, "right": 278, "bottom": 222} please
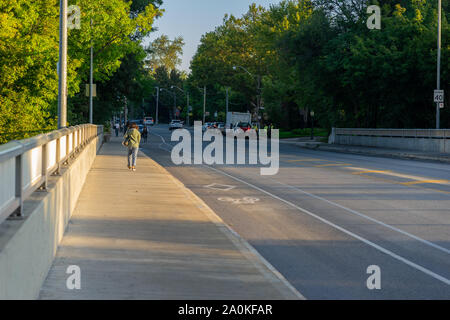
{"left": 114, "top": 123, "right": 120, "bottom": 137}
{"left": 142, "top": 126, "right": 148, "bottom": 143}
{"left": 123, "top": 123, "right": 141, "bottom": 172}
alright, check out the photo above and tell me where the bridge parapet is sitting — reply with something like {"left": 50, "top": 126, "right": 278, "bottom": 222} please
{"left": 0, "top": 125, "right": 103, "bottom": 226}
{"left": 329, "top": 128, "right": 450, "bottom": 153}
{"left": 0, "top": 124, "right": 103, "bottom": 299}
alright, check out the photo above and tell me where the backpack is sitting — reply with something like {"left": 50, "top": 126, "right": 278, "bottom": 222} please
{"left": 122, "top": 130, "right": 131, "bottom": 147}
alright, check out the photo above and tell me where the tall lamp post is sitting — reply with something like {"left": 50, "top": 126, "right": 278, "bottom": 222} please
{"left": 171, "top": 86, "right": 190, "bottom": 126}
{"left": 436, "top": 0, "right": 442, "bottom": 129}
{"left": 310, "top": 111, "right": 315, "bottom": 141}
{"left": 197, "top": 86, "right": 207, "bottom": 124}
{"left": 233, "top": 65, "right": 261, "bottom": 126}
{"left": 155, "top": 86, "right": 159, "bottom": 125}
{"left": 57, "top": 0, "right": 68, "bottom": 129}
{"left": 89, "top": 18, "right": 94, "bottom": 124}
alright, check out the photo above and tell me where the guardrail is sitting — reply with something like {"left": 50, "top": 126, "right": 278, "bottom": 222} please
{"left": 335, "top": 128, "right": 450, "bottom": 139}
{"left": 0, "top": 124, "right": 103, "bottom": 226}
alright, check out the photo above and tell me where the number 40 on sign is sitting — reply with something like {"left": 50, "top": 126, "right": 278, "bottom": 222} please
{"left": 434, "top": 90, "right": 444, "bottom": 103}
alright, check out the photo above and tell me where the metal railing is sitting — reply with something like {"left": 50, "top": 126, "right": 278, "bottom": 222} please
{"left": 335, "top": 128, "right": 450, "bottom": 139}
{"left": 0, "top": 124, "right": 103, "bottom": 226}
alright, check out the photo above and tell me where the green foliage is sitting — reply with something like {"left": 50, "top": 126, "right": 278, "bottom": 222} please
{"left": 189, "top": 0, "right": 449, "bottom": 130}
{"left": 279, "top": 128, "right": 328, "bottom": 139}
{"left": 0, "top": 0, "right": 162, "bottom": 144}
{"left": 146, "top": 35, "right": 185, "bottom": 74}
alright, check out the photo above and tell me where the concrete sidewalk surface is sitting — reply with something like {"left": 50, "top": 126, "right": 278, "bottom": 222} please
{"left": 39, "top": 137, "right": 303, "bottom": 300}
{"left": 281, "top": 139, "right": 450, "bottom": 163}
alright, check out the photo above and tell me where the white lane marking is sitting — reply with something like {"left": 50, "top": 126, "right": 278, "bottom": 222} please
{"left": 151, "top": 131, "right": 450, "bottom": 286}
{"left": 269, "top": 180, "right": 450, "bottom": 255}
{"left": 218, "top": 197, "right": 260, "bottom": 205}
{"left": 204, "top": 166, "right": 450, "bottom": 286}
{"left": 205, "top": 183, "right": 236, "bottom": 191}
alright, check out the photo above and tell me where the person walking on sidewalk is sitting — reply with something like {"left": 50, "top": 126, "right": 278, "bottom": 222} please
{"left": 123, "top": 122, "right": 141, "bottom": 172}
{"left": 142, "top": 126, "right": 148, "bottom": 143}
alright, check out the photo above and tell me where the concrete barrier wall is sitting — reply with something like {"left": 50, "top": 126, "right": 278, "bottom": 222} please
{"left": 330, "top": 129, "right": 450, "bottom": 153}
{"left": 0, "top": 134, "right": 102, "bottom": 299}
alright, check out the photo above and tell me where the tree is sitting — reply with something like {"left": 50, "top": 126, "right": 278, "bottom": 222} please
{"left": 189, "top": 0, "right": 449, "bottom": 130}
{"left": 0, "top": 0, "right": 162, "bottom": 144}
{"left": 145, "top": 35, "right": 185, "bottom": 73}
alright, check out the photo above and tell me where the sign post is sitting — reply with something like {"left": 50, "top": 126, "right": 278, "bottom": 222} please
{"left": 436, "top": 0, "right": 442, "bottom": 129}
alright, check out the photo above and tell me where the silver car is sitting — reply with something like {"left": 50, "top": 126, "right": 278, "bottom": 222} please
{"left": 169, "top": 120, "right": 183, "bottom": 131}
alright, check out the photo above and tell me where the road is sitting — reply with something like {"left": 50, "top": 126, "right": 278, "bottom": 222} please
{"left": 140, "top": 125, "right": 450, "bottom": 300}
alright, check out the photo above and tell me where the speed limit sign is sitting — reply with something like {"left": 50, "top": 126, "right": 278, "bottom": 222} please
{"left": 434, "top": 90, "right": 444, "bottom": 103}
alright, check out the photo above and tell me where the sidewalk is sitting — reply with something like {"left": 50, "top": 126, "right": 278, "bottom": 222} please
{"left": 281, "top": 139, "right": 450, "bottom": 163}
{"left": 39, "top": 137, "right": 302, "bottom": 300}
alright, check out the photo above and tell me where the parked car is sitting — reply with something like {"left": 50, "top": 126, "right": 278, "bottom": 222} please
{"left": 235, "top": 122, "right": 252, "bottom": 132}
{"left": 217, "top": 123, "right": 226, "bottom": 135}
{"left": 144, "top": 117, "right": 154, "bottom": 126}
{"left": 169, "top": 120, "right": 183, "bottom": 131}
{"left": 202, "top": 122, "right": 214, "bottom": 132}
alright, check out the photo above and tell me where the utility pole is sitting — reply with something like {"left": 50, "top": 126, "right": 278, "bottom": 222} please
{"left": 186, "top": 92, "right": 190, "bottom": 127}
{"left": 257, "top": 75, "right": 262, "bottom": 127}
{"left": 124, "top": 96, "right": 128, "bottom": 126}
{"left": 436, "top": 0, "right": 442, "bottom": 129}
{"left": 89, "top": 19, "right": 93, "bottom": 124}
{"left": 226, "top": 87, "right": 229, "bottom": 115}
{"left": 155, "top": 86, "right": 159, "bottom": 125}
{"left": 203, "top": 85, "right": 206, "bottom": 124}
{"left": 57, "top": 0, "right": 68, "bottom": 129}
{"left": 174, "top": 91, "right": 177, "bottom": 119}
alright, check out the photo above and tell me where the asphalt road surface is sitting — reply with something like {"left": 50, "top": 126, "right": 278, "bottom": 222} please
{"left": 140, "top": 125, "right": 450, "bottom": 300}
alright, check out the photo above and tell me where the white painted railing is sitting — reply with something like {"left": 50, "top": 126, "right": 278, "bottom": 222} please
{"left": 0, "top": 124, "right": 103, "bottom": 225}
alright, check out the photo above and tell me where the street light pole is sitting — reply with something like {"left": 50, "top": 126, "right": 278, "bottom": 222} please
{"left": 226, "top": 87, "right": 229, "bottom": 115}
{"left": 57, "top": 0, "right": 68, "bottom": 129}
{"left": 89, "top": 19, "right": 93, "bottom": 124}
{"left": 186, "top": 93, "right": 190, "bottom": 126}
{"left": 174, "top": 91, "right": 177, "bottom": 119}
{"left": 155, "top": 86, "right": 159, "bottom": 125}
{"left": 436, "top": 0, "right": 442, "bottom": 129}
{"left": 203, "top": 86, "right": 206, "bottom": 124}
{"left": 257, "top": 75, "right": 261, "bottom": 126}
{"left": 124, "top": 96, "right": 128, "bottom": 126}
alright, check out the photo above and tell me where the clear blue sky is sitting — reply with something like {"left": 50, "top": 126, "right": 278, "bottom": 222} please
{"left": 143, "top": 0, "right": 281, "bottom": 73}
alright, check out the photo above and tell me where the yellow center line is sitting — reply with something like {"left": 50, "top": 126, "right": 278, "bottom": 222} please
{"left": 314, "top": 163, "right": 353, "bottom": 167}
{"left": 352, "top": 170, "right": 392, "bottom": 175}
{"left": 287, "top": 159, "right": 328, "bottom": 163}
{"left": 401, "top": 180, "right": 449, "bottom": 186}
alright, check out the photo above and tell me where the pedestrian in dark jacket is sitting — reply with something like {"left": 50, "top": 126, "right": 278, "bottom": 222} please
{"left": 142, "top": 126, "right": 148, "bottom": 143}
